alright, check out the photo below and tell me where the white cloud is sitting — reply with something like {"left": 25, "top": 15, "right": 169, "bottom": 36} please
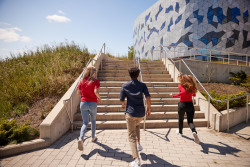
{"left": 0, "top": 27, "right": 31, "bottom": 42}
{"left": 46, "top": 14, "right": 71, "bottom": 23}
{"left": 58, "top": 10, "right": 65, "bottom": 15}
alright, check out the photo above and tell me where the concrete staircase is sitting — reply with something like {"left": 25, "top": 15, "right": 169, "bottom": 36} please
{"left": 73, "top": 60, "right": 207, "bottom": 129}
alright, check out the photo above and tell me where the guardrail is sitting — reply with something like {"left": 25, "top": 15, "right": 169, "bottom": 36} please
{"left": 63, "top": 43, "right": 105, "bottom": 131}
{"left": 136, "top": 45, "right": 249, "bottom": 132}
{"left": 147, "top": 45, "right": 250, "bottom": 67}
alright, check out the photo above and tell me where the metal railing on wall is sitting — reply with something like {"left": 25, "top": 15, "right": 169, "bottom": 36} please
{"left": 139, "top": 45, "right": 250, "bottom": 67}
{"left": 63, "top": 43, "right": 106, "bottom": 132}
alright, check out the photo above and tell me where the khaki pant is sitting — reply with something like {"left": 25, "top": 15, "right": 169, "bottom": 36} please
{"left": 125, "top": 114, "right": 144, "bottom": 159}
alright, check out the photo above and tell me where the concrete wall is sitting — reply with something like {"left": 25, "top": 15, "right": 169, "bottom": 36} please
{"left": 178, "top": 59, "right": 250, "bottom": 83}
{"left": 213, "top": 104, "right": 250, "bottom": 132}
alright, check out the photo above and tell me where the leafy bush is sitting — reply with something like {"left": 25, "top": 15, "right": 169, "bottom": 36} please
{"left": 240, "top": 75, "right": 250, "bottom": 92}
{"left": 0, "top": 118, "right": 39, "bottom": 146}
{"left": 201, "top": 90, "right": 248, "bottom": 111}
{"left": 229, "top": 71, "right": 247, "bottom": 85}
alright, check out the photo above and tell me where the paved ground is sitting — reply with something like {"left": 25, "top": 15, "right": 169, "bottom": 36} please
{"left": 1, "top": 126, "right": 250, "bottom": 167}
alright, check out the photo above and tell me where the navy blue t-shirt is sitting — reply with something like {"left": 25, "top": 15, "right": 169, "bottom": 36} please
{"left": 120, "top": 79, "right": 150, "bottom": 117}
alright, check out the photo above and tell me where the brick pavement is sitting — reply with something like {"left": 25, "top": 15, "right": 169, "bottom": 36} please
{"left": 1, "top": 127, "right": 250, "bottom": 167}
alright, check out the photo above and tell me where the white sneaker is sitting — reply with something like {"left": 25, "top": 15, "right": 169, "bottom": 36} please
{"left": 176, "top": 129, "right": 183, "bottom": 136}
{"left": 137, "top": 143, "right": 143, "bottom": 152}
{"left": 92, "top": 137, "right": 97, "bottom": 142}
{"left": 193, "top": 132, "right": 200, "bottom": 144}
{"left": 78, "top": 138, "right": 84, "bottom": 151}
{"left": 130, "top": 158, "right": 141, "bottom": 167}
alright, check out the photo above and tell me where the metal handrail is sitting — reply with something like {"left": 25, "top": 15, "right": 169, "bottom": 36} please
{"left": 136, "top": 57, "right": 147, "bottom": 130}
{"left": 147, "top": 45, "right": 250, "bottom": 67}
{"left": 155, "top": 44, "right": 250, "bottom": 132}
{"left": 63, "top": 43, "right": 106, "bottom": 131}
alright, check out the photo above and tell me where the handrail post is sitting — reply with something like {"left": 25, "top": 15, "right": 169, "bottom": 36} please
{"left": 164, "top": 49, "right": 167, "bottom": 70}
{"left": 207, "top": 96, "right": 210, "bottom": 128}
{"left": 228, "top": 53, "right": 230, "bottom": 65}
{"left": 246, "top": 56, "right": 248, "bottom": 66}
{"left": 247, "top": 95, "right": 249, "bottom": 123}
{"left": 227, "top": 100, "right": 230, "bottom": 132}
{"left": 210, "top": 51, "right": 211, "bottom": 62}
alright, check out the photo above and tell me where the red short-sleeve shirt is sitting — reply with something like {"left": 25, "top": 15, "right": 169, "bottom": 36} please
{"left": 77, "top": 77, "right": 100, "bottom": 102}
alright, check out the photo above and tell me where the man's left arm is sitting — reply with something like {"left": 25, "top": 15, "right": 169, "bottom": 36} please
{"left": 120, "top": 86, "right": 126, "bottom": 109}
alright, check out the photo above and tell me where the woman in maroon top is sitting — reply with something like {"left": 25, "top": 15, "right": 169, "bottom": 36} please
{"left": 77, "top": 66, "right": 101, "bottom": 151}
{"left": 172, "top": 74, "right": 200, "bottom": 144}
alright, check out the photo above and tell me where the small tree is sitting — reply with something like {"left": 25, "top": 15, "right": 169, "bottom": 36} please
{"left": 128, "top": 46, "right": 134, "bottom": 60}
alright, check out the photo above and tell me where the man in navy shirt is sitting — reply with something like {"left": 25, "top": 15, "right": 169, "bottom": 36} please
{"left": 120, "top": 67, "right": 151, "bottom": 167}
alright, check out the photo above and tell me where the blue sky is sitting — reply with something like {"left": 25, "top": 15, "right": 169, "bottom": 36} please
{"left": 0, "top": 0, "right": 158, "bottom": 59}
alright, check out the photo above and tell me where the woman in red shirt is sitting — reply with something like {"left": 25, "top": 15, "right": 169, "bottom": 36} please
{"left": 172, "top": 74, "right": 200, "bottom": 144}
{"left": 77, "top": 66, "right": 101, "bottom": 151}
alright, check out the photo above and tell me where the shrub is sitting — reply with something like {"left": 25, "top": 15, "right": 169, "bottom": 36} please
{"left": 0, "top": 118, "right": 39, "bottom": 146}
{"left": 201, "top": 91, "right": 248, "bottom": 111}
{"left": 229, "top": 71, "right": 247, "bottom": 85}
{"left": 13, "top": 103, "right": 29, "bottom": 117}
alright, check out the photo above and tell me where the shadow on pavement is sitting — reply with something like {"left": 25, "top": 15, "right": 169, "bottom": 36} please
{"left": 81, "top": 141, "right": 132, "bottom": 162}
{"left": 145, "top": 128, "right": 171, "bottom": 142}
{"left": 49, "top": 130, "right": 105, "bottom": 149}
{"left": 140, "top": 152, "right": 180, "bottom": 167}
{"left": 182, "top": 135, "right": 241, "bottom": 156}
{"left": 81, "top": 141, "right": 176, "bottom": 166}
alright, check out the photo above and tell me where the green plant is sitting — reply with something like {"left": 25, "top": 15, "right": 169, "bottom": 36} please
{"left": 0, "top": 118, "right": 39, "bottom": 146}
{"left": 201, "top": 91, "right": 248, "bottom": 111}
{"left": 0, "top": 41, "right": 93, "bottom": 119}
{"left": 229, "top": 71, "right": 247, "bottom": 85}
{"left": 13, "top": 103, "right": 29, "bottom": 117}
{"left": 240, "top": 75, "right": 250, "bottom": 92}
{"left": 128, "top": 46, "right": 134, "bottom": 60}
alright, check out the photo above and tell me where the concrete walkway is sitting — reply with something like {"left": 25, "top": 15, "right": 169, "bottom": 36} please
{"left": 1, "top": 127, "right": 250, "bottom": 167}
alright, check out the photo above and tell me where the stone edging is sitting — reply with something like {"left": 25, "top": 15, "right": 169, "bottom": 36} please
{"left": 0, "top": 138, "right": 50, "bottom": 158}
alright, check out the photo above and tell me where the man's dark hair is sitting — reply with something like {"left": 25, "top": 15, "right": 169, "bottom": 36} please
{"left": 128, "top": 67, "right": 140, "bottom": 79}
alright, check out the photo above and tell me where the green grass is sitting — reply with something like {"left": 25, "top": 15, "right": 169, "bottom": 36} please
{"left": 0, "top": 41, "right": 96, "bottom": 145}
{"left": 0, "top": 41, "right": 94, "bottom": 118}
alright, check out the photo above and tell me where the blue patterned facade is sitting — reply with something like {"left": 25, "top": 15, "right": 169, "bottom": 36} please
{"left": 133, "top": 0, "right": 250, "bottom": 59}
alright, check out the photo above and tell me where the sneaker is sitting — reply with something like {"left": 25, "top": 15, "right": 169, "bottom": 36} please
{"left": 176, "top": 129, "right": 183, "bottom": 136}
{"left": 137, "top": 143, "right": 143, "bottom": 152}
{"left": 193, "top": 132, "right": 200, "bottom": 144}
{"left": 130, "top": 158, "right": 141, "bottom": 167}
{"left": 78, "top": 138, "right": 84, "bottom": 151}
{"left": 92, "top": 137, "right": 97, "bottom": 142}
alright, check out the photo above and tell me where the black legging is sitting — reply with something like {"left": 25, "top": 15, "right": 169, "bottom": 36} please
{"left": 178, "top": 101, "right": 197, "bottom": 134}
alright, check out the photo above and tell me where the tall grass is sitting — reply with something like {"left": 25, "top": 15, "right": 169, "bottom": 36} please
{"left": 0, "top": 42, "right": 94, "bottom": 118}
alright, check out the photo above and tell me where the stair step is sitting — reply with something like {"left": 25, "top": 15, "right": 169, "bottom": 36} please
{"left": 73, "top": 119, "right": 207, "bottom": 129}
{"left": 99, "top": 70, "right": 169, "bottom": 74}
{"left": 98, "top": 77, "right": 173, "bottom": 82}
{"left": 96, "top": 105, "right": 200, "bottom": 112}
{"left": 99, "top": 81, "right": 179, "bottom": 87}
{"left": 99, "top": 87, "right": 179, "bottom": 92}
{"left": 74, "top": 111, "right": 205, "bottom": 121}
{"left": 98, "top": 73, "right": 171, "bottom": 78}
{"left": 97, "top": 98, "right": 180, "bottom": 105}
{"left": 99, "top": 92, "right": 177, "bottom": 98}
{"left": 102, "top": 67, "right": 166, "bottom": 70}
